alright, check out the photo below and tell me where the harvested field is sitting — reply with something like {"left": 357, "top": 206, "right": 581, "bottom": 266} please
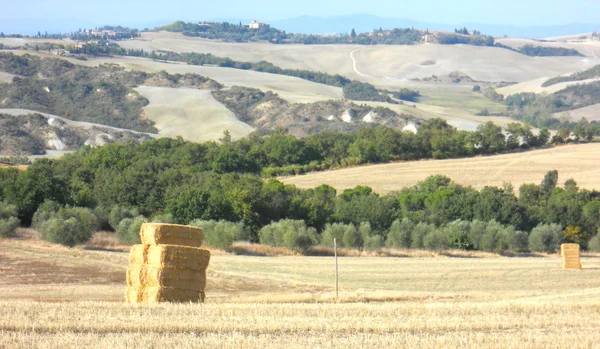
{"left": 497, "top": 76, "right": 600, "bottom": 96}
{"left": 0, "top": 236, "right": 600, "bottom": 348}
{"left": 280, "top": 143, "right": 600, "bottom": 193}
{"left": 121, "top": 32, "right": 600, "bottom": 84}
{"left": 135, "top": 86, "right": 253, "bottom": 142}
{"left": 496, "top": 37, "right": 600, "bottom": 58}
{"left": 80, "top": 56, "right": 344, "bottom": 104}
{"left": 553, "top": 103, "right": 600, "bottom": 122}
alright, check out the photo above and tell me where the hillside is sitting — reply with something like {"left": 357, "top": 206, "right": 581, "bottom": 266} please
{"left": 280, "top": 143, "right": 600, "bottom": 193}
{"left": 212, "top": 86, "right": 412, "bottom": 136}
{"left": 0, "top": 110, "right": 154, "bottom": 155}
{"left": 119, "top": 32, "right": 600, "bottom": 84}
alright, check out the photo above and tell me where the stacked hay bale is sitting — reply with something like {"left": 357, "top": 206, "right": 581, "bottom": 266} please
{"left": 561, "top": 243, "right": 582, "bottom": 270}
{"left": 126, "top": 223, "right": 210, "bottom": 303}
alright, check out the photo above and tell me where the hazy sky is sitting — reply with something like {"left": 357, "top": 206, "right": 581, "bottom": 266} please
{"left": 2, "top": 0, "right": 599, "bottom": 26}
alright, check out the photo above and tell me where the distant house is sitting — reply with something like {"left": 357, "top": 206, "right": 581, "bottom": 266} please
{"left": 249, "top": 20, "right": 270, "bottom": 29}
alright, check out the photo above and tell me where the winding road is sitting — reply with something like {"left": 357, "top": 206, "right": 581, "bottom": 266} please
{"left": 349, "top": 47, "right": 368, "bottom": 78}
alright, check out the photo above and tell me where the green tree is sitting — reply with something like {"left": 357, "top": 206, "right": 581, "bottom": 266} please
{"left": 529, "top": 223, "right": 563, "bottom": 253}
{"left": 386, "top": 218, "right": 414, "bottom": 248}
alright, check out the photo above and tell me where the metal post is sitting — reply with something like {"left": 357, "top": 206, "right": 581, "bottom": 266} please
{"left": 334, "top": 238, "right": 338, "bottom": 299}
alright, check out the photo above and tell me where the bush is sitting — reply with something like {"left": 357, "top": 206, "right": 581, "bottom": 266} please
{"left": 150, "top": 212, "right": 174, "bottom": 224}
{"left": 259, "top": 220, "right": 319, "bottom": 251}
{"left": 359, "top": 222, "right": 383, "bottom": 250}
{"left": 0, "top": 201, "right": 20, "bottom": 237}
{"left": 39, "top": 217, "right": 81, "bottom": 247}
{"left": 189, "top": 220, "right": 248, "bottom": 249}
{"left": 467, "top": 220, "right": 486, "bottom": 250}
{"left": 342, "top": 223, "right": 361, "bottom": 249}
{"left": 116, "top": 215, "right": 146, "bottom": 244}
{"left": 480, "top": 220, "right": 505, "bottom": 253}
{"left": 35, "top": 205, "right": 98, "bottom": 247}
{"left": 447, "top": 220, "right": 473, "bottom": 250}
{"left": 529, "top": 223, "right": 563, "bottom": 253}
{"left": 411, "top": 222, "right": 435, "bottom": 249}
{"left": 589, "top": 233, "right": 600, "bottom": 252}
{"left": 386, "top": 218, "right": 414, "bottom": 248}
{"left": 423, "top": 228, "right": 450, "bottom": 250}
{"left": 0, "top": 216, "right": 20, "bottom": 237}
{"left": 321, "top": 223, "right": 348, "bottom": 248}
{"left": 31, "top": 200, "right": 61, "bottom": 230}
{"left": 108, "top": 205, "right": 140, "bottom": 230}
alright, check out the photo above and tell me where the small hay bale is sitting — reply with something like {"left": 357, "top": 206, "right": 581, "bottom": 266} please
{"left": 127, "top": 265, "right": 207, "bottom": 291}
{"left": 140, "top": 223, "right": 203, "bottom": 248}
{"left": 125, "top": 286, "right": 141, "bottom": 304}
{"left": 139, "top": 286, "right": 204, "bottom": 303}
{"left": 145, "top": 245, "right": 210, "bottom": 271}
{"left": 129, "top": 244, "right": 149, "bottom": 266}
{"left": 561, "top": 243, "right": 582, "bottom": 269}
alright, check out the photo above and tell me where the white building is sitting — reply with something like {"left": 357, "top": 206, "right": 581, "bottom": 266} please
{"left": 249, "top": 20, "right": 270, "bottom": 29}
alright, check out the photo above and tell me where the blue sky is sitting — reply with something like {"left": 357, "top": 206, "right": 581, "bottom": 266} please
{"left": 2, "top": 0, "right": 599, "bottom": 26}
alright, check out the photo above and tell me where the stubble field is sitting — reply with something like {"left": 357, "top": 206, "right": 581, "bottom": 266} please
{"left": 281, "top": 143, "right": 600, "bottom": 194}
{"left": 1, "top": 235, "right": 599, "bottom": 348}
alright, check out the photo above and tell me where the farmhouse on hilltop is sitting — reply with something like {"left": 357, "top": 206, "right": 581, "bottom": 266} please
{"left": 249, "top": 20, "right": 270, "bottom": 29}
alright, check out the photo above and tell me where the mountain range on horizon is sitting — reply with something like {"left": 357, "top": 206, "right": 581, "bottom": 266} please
{"left": 1, "top": 13, "right": 598, "bottom": 39}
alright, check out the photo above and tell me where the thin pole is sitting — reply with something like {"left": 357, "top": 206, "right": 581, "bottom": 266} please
{"left": 334, "top": 238, "right": 338, "bottom": 299}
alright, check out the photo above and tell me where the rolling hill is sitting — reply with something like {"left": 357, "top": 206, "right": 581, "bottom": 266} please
{"left": 280, "top": 143, "right": 600, "bottom": 193}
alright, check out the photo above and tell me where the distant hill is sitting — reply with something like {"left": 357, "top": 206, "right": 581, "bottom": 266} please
{"left": 2, "top": 14, "right": 597, "bottom": 39}
{"left": 222, "top": 14, "right": 599, "bottom": 39}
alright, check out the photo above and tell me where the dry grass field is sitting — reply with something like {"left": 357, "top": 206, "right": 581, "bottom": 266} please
{"left": 1, "top": 233, "right": 600, "bottom": 348}
{"left": 135, "top": 86, "right": 254, "bottom": 142}
{"left": 123, "top": 32, "right": 600, "bottom": 84}
{"left": 281, "top": 143, "right": 600, "bottom": 193}
{"left": 555, "top": 104, "right": 600, "bottom": 122}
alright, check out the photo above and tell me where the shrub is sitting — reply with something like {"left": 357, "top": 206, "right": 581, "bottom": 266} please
{"left": 0, "top": 201, "right": 20, "bottom": 237}
{"left": 39, "top": 217, "right": 81, "bottom": 247}
{"left": 589, "top": 233, "right": 600, "bottom": 252}
{"left": 0, "top": 216, "right": 20, "bottom": 237}
{"left": 150, "top": 212, "right": 174, "bottom": 224}
{"left": 31, "top": 200, "right": 61, "bottom": 230}
{"left": 386, "top": 218, "right": 414, "bottom": 248}
{"left": 447, "top": 220, "right": 473, "bottom": 250}
{"left": 423, "top": 228, "right": 450, "bottom": 250}
{"left": 189, "top": 220, "right": 248, "bottom": 249}
{"left": 259, "top": 220, "right": 319, "bottom": 251}
{"left": 480, "top": 220, "right": 505, "bottom": 253}
{"left": 359, "top": 222, "right": 383, "bottom": 250}
{"left": 467, "top": 220, "right": 486, "bottom": 250}
{"left": 529, "top": 223, "right": 563, "bottom": 253}
{"left": 108, "top": 205, "right": 140, "bottom": 230}
{"left": 116, "top": 215, "right": 146, "bottom": 244}
{"left": 321, "top": 223, "right": 348, "bottom": 247}
{"left": 342, "top": 223, "right": 361, "bottom": 249}
{"left": 411, "top": 222, "right": 435, "bottom": 249}
{"left": 35, "top": 205, "right": 98, "bottom": 247}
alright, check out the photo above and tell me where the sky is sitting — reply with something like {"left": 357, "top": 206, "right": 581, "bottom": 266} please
{"left": 2, "top": 0, "right": 599, "bottom": 27}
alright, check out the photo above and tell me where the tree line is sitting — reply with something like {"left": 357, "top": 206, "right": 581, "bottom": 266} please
{"left": 1, "top": 149, "right": 599, "bottom": 253}
{"left": 0, "top": 120, "right": 560, "bottom": 231}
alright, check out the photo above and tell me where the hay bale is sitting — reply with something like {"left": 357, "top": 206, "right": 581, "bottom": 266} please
{"left": 129, "top": 244, "right": 149, "bottom": 266}
{"left": 145, "top": 245, "right": 210, "bottom": 270}
{"left": 125, "top": 286, "right": 141, "bottom": 304}
{"left": 140, "top": 223, "right": 203, "bottom": 247}
{"left": 127, "top": 265, "right": 207, "bottom": 291}
{"left": 561, "top": 243, "right": 582, "bottom": 269}
{"left": 139, "top": 286, "right": 204, "bottom": 303}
